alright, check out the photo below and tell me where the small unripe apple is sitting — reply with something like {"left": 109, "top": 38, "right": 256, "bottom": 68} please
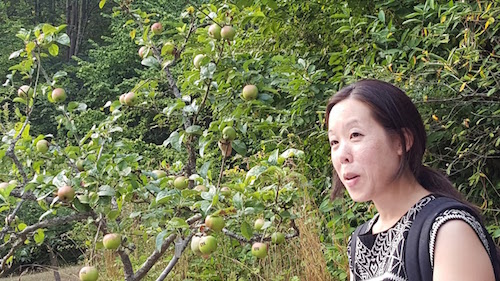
{"left": 254, "top": 218, "right": 265, "bottom": 230}
{"left": 173, "top": 176, "right": 188, "bottom": 189}
{"left": 220, "top": 26, "right": 236, "bottom": 40}
{"left": 138, "top": 46, "right": 153, "bottom": 58}
{"left": 198, "top": 235, "right": 217, "bottom": 254}
{"left": 222, "top": 126, "right": 236, "bottom": 141}
{"left": 79, "top": 266, "right": 98, "bottom": 281}
{"left": 251, "top": 242, "right": 267, "bottom": 258}
{"left": 218, "top": 140, "right": 232, "bottom": 158}
{"left": 193, "top": 54, "right": 206, "bottom": 68}
{"left": 151, "top": 22, "right": 163, "bottom": 35}
{"left": 124, "top": 92, "right": 136, "bottom": 106}
{"left": 271, "top": 232, "right": 285, "bottom": 244}
{"left": 194, "top": 185, "right": 207, "bottom": 192}
{"left": 58, "top": 185, "right": 75, "bottom": 203}
{"left": 52, "top": 88, "right": 67, "bottom": 103}
{"left": 36, "top": 139, "right": 49, "bottom": 153}
{"left": 0, "top": 182, "right": 8, "bottom": 190}
{"left": 103, "top": 233, "right": 122, "bottom": 250}
{"left": 242, "top": 85, "right": 258, "bottom": 101}
{"left": 221, "top": 186, "right": 231, "bottom": 195}
{"left": 208, "top": 24, "right": 221, "bottom": 40}
{"left": 205, "top": 215, "right": 225, "bottom": 232}
{"left": 152, "top": 170, "right": 167, "bottom": 179}
{"left": 119, "top": 94, "right": 126, "bottom": 104}
{"left": 191, "top": 235, "right": 202, "bottom": 255}
{"left": 162, "top": 42, "right": 175, "bottom": 55}
{"left": 76, "top": 160, "right": 84, "bottom": 172}
{"left": 18, "top": 85, "right": 33, "bottom": 98}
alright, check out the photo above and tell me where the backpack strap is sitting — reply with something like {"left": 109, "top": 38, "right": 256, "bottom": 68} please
{"left": 406, "top": 196, "right": 500, "bottom": 281}
{"left": 350, "top": 221, "right": 370, "bottom": 274}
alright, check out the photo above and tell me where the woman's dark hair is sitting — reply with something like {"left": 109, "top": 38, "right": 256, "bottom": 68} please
{"left": 326, "top": 79, "right": 472, "bottom": 209}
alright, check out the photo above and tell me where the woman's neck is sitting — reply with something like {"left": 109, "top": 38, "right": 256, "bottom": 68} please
{"left": 371, "top": 176, "right": 430, "bottom": 234}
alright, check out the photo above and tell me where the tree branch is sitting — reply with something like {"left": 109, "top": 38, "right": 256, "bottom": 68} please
{"left": 0, "top": 212, "right": 93, "bottom": 272}
{"left": 155, "top": 232, "right": 194, "bottom": 281}
{"left": 131, "top": 213, "right": 202, "bottom": 281}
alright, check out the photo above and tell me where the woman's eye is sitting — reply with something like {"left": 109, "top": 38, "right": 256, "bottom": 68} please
{"left": 350, "top": 132, "right": 361, "bottom": 138}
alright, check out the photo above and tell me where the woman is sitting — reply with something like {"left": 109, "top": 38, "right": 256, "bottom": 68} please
{"left": 326, "top": 79, "right": 498, "bottom": 280}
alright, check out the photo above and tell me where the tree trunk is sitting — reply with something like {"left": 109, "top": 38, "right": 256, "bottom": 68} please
{"left": 47, "top": 245, "right": 61, "bottom": 281}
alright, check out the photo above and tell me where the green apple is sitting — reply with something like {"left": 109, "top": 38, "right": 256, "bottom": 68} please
{"left": 76, "top": 160, "right": 84, "bottom": 172}
{"left": 198, "top": 235, "right": 217, "bottom": 254}
{"left": 173, "top": 176, "right": 188, "bottom": 189}
{"left": 151, "top": 22, "right": 163, "bottom": 35}
{"left": 242, "top": 85, "right": 258, "bottom": 101}
{"left": 103, "top": 233, "right": 121, "bottom": 250}
{"left": 222, "top": 126, "right": 236, "bottom": 141}
{"left": 193, "top": 54, "right": 206, "bottom": 68}
{"left": 162, "top": 42, "right": 175, "bottom": 55}
{"left": 191, "top": 235, "right": 202, "bottom": 255}
{"left": 271, "top": 232, "right": 285, "bottom": 244}
{"left": 79, "top": 266, "right": 98, "bottom": 281}
{"left": 138, "top": 46, "right": 152, "bottom": 58}
{"left": 254, "top": 218, "right": 265, "bottom": 231}
{"left": 251, "top": 242, "right": 267, "bottom": 258}
{"left": 52, "top": 88, "right": 67, "bottom": 103}
{"left": 208, "top": 23, "right": 221, "bottom": 39}
{"left": 119, "top": 94, "right": 126, "bottom": 104}
{"left": 18, "top": 85, "right": 33, "bottom": 98}
{"left": 36, "top": 139, "right": 49, "bottom": 153}
{"left": 152, "top": 170, "right": 167, "bottom": 179}
{"left": 124, "top": 92, "right": 136, "bottom": 106}
{"left": 220, "top": 26, "right": 236, "bottom": 40}
{"left": 205, "top": 215, "right": 225, "bottom": 232}
{"left": 194, "top": 185, "right": 207, "bottom": 192}
{"left": 58, "top": 185, "right": 75, "bottom": 203}
{"left": 221, "top": 186, "right": 231, "bottom": 195}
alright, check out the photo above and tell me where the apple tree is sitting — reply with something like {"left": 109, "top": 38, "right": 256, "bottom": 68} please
{"left": 0, "top": 1, "right": 318, "bottom": 280}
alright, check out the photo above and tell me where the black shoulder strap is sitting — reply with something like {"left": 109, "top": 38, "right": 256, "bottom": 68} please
{"left": 406, "top": 196, "right": 500, "bottom": 281}
{"left": 350, "top": 221, "right": 370, "bottom": 274}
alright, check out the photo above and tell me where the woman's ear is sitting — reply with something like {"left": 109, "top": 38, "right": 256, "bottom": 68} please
{"left": 396, "top": 128, "right": 414, "bottom": 156}
{"left": 402, "top": 128, "right": 414, "bottom": 152}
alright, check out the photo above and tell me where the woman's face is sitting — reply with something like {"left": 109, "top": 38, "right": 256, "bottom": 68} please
{"left": 327, "top": 98, "right": 403, "bottom": 202}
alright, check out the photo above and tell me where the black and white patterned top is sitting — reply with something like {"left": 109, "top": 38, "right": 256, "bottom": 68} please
{"left": 347, "top": 195, "right": 490, "bottom": 281}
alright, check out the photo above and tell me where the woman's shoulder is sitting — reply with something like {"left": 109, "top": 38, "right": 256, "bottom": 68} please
{"left": 429, "top": 205, "right": 491, "bottom": 264}
{"left": 431, "top": 211, "right": 496, "bottom": 280}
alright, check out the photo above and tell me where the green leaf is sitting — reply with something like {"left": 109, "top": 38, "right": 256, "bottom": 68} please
{"left": 233, "top": 193, "right": 243, "bottom": 210}
{"left": 163, "top": 131, "right": 182, "bottom": 151}
{"left": 141, "top": 56, "right": 159, "bottom": 67}
{"left": 34, "top": 229, "right": 45, "bottom": 245}
{"left": 378, "top": 10, "right": 385, "bottom": 24}
{"left": 168, "top": 217, "right": 189, "bottom": 229}
{"left": 245, "top": 165, "right": 267, "bottom": 184}
{"left": 155, "top": 230, "right": 168, "bottom": 252}
{"left": 268, "top": 149, "right": 279, "bottom": 165}
{"left": 232, "top": 140, "right": 247, "bottom": 156}
{"left": 48, "top": 43, "right": 59, "bottom": 56}
{"left": 240, "top": 221, "right": 252, "bottom": 240}
{"left": 42, "top": 24, "right": 57, "bottom": 35}
{"left": 99, "top": 0, "right": 106, "bottom": 9}
{"left": 97, "top": 185, "right": 115, "bottom": 197}
{"left": 185, "top": 125, "right": 202, "bottom": 135}
{"left": 9, "top": 49, "right": 23, "bottom": 60}
{"left": 56, "top": 34, "right": 70, "bottom": 46}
